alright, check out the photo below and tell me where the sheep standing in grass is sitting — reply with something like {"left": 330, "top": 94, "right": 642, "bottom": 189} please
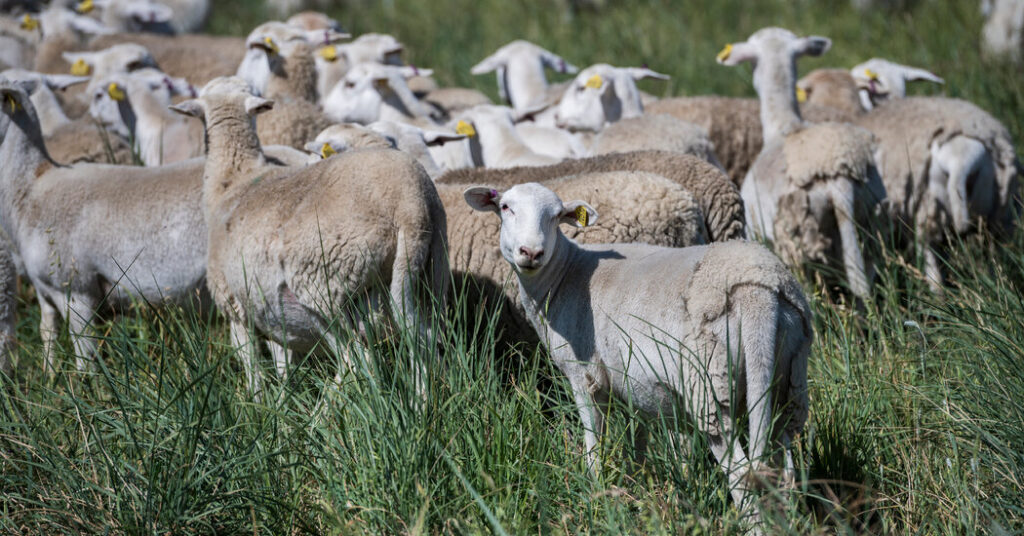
{"left": 170, "top": 77, "right": 449, "bottom": 392}
{"left": 719, "top": 28, "right": 885, "bottom": 300}
{"left": 464, "top": 182, "right": 811, "bottom": 527}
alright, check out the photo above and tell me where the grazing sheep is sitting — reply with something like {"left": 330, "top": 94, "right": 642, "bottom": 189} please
{"left": 438, "top": 151, "right": 745, "bottom": 243}
{"left": 89, "top": 67, "right": 201, "bottom": 165}
{"left": 553, "top": 63, "right": 669, "bottom": 133}
{"left": 170, "top": 77, "right": 449, "bottom": 392}
{"left": 590, "top": 113, "right": 723, "bottom": 169}
{"left": 981, "top": 0, "right": 1024, "bottom": 61}
{"left": 719, "top": 28, "right": 885, "bottom": 300}
{"left": 455, "top": 104, "right": 560, "bottom": 168}
{"left": 464, "top": 182, "right": 811, "bottom": 526}
{"left": 799, "top": 65, "right": 1021, "bottom": 289}
{"left": 0, "top": 77, "right": 208, "bottom": 372}
{"left": 470, "top": 39, "right": 578, "bottom": 119}
{"left": 440, "top": 171, "right": 708, "bottom": 345}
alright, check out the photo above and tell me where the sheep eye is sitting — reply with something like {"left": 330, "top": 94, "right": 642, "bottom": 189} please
{"left": 501, "top": 204, "right": 511, "bottom": 213}
{"left": 345, "top": 81, "right": 355, "bottom": 89}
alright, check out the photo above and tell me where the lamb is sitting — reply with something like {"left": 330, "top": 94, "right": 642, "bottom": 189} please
{"left": 590, "top": 113, "right": 723, "bottom": 169}
{"left": 440, "top": 171, "right": 708, "bottom": 346}
{"left": 455, "top": 104, "right": 560, "bottom": 168}
{"left": 981, "top": 0, "right": 1024, "bottom": 61}
{"left": 718, "top": 28, "right": 885, "bottom": 300}
{"left": 469, "top": 39, "right": 578, "bottom": 120}
{"left": 89, "top": 67, "right": 201, "bottom": 165}
{"left": 464, "top": 182, "right": 811, "bottom": 529}
{"left": 0, "top": 77, "right": 208, "bottom": 372}
{"left": 799, "top": 65, "right": 1021, "bottom": 289}
{"left": 438, "top": 150, "right": 745, "bottom": 243}
{"left": 169, "top": 76, "right": 449, "bottom": 392}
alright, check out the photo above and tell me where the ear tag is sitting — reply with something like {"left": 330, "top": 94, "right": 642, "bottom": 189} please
{"left": 795, "top": 86, "right": 807, "bottom": 103}
{"left": 716, "top": 43, "right": 733, "bottom": 62}
{"left": 20, "top": 14, "right": 39, "bottom": 31}
{"left": 264, "top": 36, "right": 279, "bottom": 55}
{"left": 575, "top": 205, "right": 588, "bottom": 227}
{"left": 455, "top": 120, "right": 476, "bottom": 137}
{"left": 318, "top": 46, "right": 338, "bottom": 62}
{"left": 70, "top": 58, "right": 91, "bottom": 76}
{"left": 584, "top": 74, "right": 603, "bottom": 90}
{"left": 76, "top": 0, "right": 94, "bottom": 13}
{"left": 320, "top": 142, "right": 336, "bottom": 158}
{"left": 373, "top": 78, "right": 390, "bottom": 90}
{"left": 107, "top": 82, "right": 126, "bottom": 101}
{"left": 864, "top": 68, "right": 879, "bottom": 81}
{"left": 5, "top": 95, "right": 19, "bottom": 113}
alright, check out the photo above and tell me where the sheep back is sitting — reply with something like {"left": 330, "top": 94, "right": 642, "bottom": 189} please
{"left": 782, "top": 122, "right": 876, "bottom": 188}
{"left": 591, "top": 114, "right": 719, "bottom": 166}
{"left": 256, "top": 97, "right": 335, "bottom": 150}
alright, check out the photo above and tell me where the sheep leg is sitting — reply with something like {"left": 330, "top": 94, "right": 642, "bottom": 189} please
{"left": 65, "top": 297, "right": 98, "bottom": 372}
{"left": 571, "top": 371, "right": 609, "bottom": 476}
{"left": 923, "top": 246, "right": 945, "bottom": 294}
{"left": 708, "top": 432, "right": 762, "bottom": 530}
{"left": 230, "top": 320, "right": 262, "bottom": 394}
{"left": 37, "top": 294, "right": 60, "bottom": 377}
{"left": 830, "top": 180, "right": 871, "bottom": 300}
{"left": 935, "top": 137, "right": 987, "bottom": 235}
{"left": 268, "top": 342, "right": 290, "bottom": 379}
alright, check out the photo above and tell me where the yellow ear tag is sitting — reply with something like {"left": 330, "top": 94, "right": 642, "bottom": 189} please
{"left": 455, "top": 120, "right": 476, "bottom": 137}
{"left": 864, "top": 68, "right": 879, "bottom": 81}
{"left": 263, "top": 36, "right": 279, "bottom": 55}
{"left": 575, "top": 205, "right": 588, "bottom": 227}
{"left": 716, "top": 43, "right": 733, "bottom": 62}
{"left": 795, "top": 86, "right": 807, "bottom": 103}
{"left": 318, "top": 46, "right": 338, "bottom": 62}
{"left": 373, "top": 78, "right": 390, "bottom": 90}
{"left": 20, "top": 14, "right": 39, "bottom": 31}
{"left": 70, "top": 58, "right": 91, "bottom": 76}
{"left": 76, "top": 0, "right": 94, "bottom": 13}
{"left": 584, "top": 74, "right": 603, "bottom": 90}
{"left": 320, "top": 143, "right": 336, "bottom": 159}
{"left": 107, "top": 82, "right": 126, "bottom": 101}
{"left": 5, "top": 95, "right": 19, "bottom": 113}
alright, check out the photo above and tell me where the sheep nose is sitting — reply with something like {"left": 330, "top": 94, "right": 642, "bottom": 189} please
{"left": 519, "top": 246, "right": 543, "bottom": 261}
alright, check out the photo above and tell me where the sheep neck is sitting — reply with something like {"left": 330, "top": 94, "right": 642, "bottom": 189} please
{"left": 0, "top": 104, "right": 56, "bottom": 245}
{"left": 132, "top": 95, "right": 174, "bottom": 166}
{"left": 516, "top": 232, "right": 575, "bottom": 319}
{"left": 506, "top": 56, "right": 549, "bottom": 111}
{"left": 753, "top": 55, "right": 804, "bottom": 145}
{"left": 30, "top": 87, "right": 71, "bottom": 136}
{"left": 477, "top": 120, "right": 532, "bottom": 167}
{"left": 202, "top": 107, "right": 266, "bottom": 205}
{"left": 267, "top": 43, "right": 320, "bottom": 102}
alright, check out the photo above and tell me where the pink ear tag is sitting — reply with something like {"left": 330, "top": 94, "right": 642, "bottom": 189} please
{"left": 489, "top": 189, "right": 498, "bottom": 198}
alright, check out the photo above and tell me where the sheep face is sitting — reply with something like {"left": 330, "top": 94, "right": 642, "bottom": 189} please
{"left": 90, "top": 68, "right": 194, "bottom": 139}
{"left": 716, "top": 27, "right": 830, "bottom": 97}
{"left": 237, "top": 21, "right": 349, "bottom": 96}
{"left": 850, "top": 58, "right": 944, "bottom": 110}
{"left": 554, "top": 64, "right": 667, "bottom": 133}
{"left": 464, "top": 183, "right": 596, "bottom": 275}
{"left": 323, "top": 63, "right": 427, "bottom": 124}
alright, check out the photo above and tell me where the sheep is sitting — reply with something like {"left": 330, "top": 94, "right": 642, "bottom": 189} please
{"left": 469, "top": 39, "right": 578, "bottom": 120}
{"left": 0, "top": 68, "right": 89, "bottom": 136}
{"left": 553, "top": 63, "right": 669, "bottom": 133}
{"left": 794, "top": 68, "right": 865, "bottom": 118}
{"left": 312, "top": 32, "right": 403, "bottom": 106}
{"left": 799, "top": 65, "right": 1022, "bottom": 289}
{"left": 463, "top": 182, "right": 811, "bottom": 527}
{"left": 323, "top": 62, "right": 439, "bottom": 126}
{"left": 0, "top": 76, "right": 209, "bottom": 372}
{"left": 849, "top": 58, "right": 944, "bottom": 110}
{"left": 455, "top": 104, "right": 560, "bottom": 168}
{"left": 438, "top": 150, "right": 745, "bottom": 243}
{"left": 89, "top": 67, "right": 201, "bottom": 165}
{"left": 440, "top": 170, "right": 708, "bottom": 346}
{"left": 0, "top": 242, "right": 15, "bottom": 378}
{"left": 169, "top": 76, "right": 449, "bottom": 392}
{"left": 88, "top": 32, "right": 246, "bottom": 86}
{"left": 302, "top": 121, "right": 467, "bottom": 179}
{"left": 512, "top": 120, "right": 589, "bottom": 160}
{"left": 981, "top": 0, "right": 1024, "bottom": 61}
{"left": 590, "top": 113, "right": 723, "bottom": 169}
{"left": 718, "top": 28, "right": 885, "bottom": 300}
{"left": 367, "top": 120, "right": 467, "bottom": 178}
{"left": 54, "top": 42, "right": 159, "bottom": 118}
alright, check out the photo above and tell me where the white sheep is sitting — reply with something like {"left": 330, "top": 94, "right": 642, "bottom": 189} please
{"left": 301, "top": 121, "right": 467, "bottom": 179}
{"left": 981, "top": 0, "right": 1024, "bottom": 61}
{"left": 719, "top": 28, "right": 885, "bottom": 300}
{"left": 553, "top": 62, "right": 669, "bottom": 133}
{"left": 469, "top": 39, "right": 578, "bottom": 120}
{"left": 454, "top": 104, "right": 560, "bottom": 168}
{"left": 311, "top": 32, "right": 403, "bottom": 107}
{"left": 464, "top": 182, "right": 811, "bottom": 527}
{"left": 0, "top": 68, "right": 88, "bottom": 136}
{"left": 322, "top": 62, "right": 437, "bottom": 126}
{"left": 170, "top": 76, "right": 450, "bottom": 392}
{"left": 849, "top": 58, "right": 944, "bottom": 110}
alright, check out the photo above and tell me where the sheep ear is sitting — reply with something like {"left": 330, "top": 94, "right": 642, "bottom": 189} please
{"left": 716, "top": 41, "right": 758, "bottom": 66}
{"left": 422, "top": 130, "right": 467, "bottom": 146}
{"left": 245, "top": 95, "right": 274, "bottom": 115}
{"left": 464, "top": 186, "right": 501, "bottom": 214}
{"left": 795, "top": 36, "right": 831, "bottom": 57}
{"left": 560, "top": 201, "right": 598, "bottom": 228}
{"left": 304, "top": 29, "right": 351, "bottom": 45}
{"left": 898, "top": 65, "right": 944, "bottom": 85}
{"left": 44, "top": 74, "right": 90, "bottom": 91}
{"left": 168, "top": 99, "right": 204, "bottom": 118}
{"left": 538, "top": 50, "right": 578, "bottom": 74}
{"left": 471, "top": 51, "right": 505, "bottom": 75}
{"left": 623, "top": 67, "right": 670, "bottom": 81}
{"left": 399, "top": 66, "right": 432, "bottom": 79}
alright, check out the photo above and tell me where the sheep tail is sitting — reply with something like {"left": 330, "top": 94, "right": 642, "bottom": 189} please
{"left": 737, "top": 285, "right": 778, "bottom": 470}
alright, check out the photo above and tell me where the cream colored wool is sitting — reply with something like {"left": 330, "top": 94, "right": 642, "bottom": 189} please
{"left": 591, "top": 113, "right": 722, "bottom": 169}
{"left": 797, "top": 69, "right": 864, "bottom": 118}
{"left": 438, "top": 150, "right": 744, "bottom": 242}
{"left": 421, "top": 86, "right": 492, "bottom": 118}
{"left": 782, "top": 122, "right": 876, "bottom": 188}
{"left": 45, "top": 116, "right": 134, "bottom": 164}
{"left": 439, "top": 171, "right": 708, "bottom": 345}
{"left": 88, "top": 34, "right": 245, "bottom": 85}
{"left": 255, "top": 42, "right": 335, "bottom": 150}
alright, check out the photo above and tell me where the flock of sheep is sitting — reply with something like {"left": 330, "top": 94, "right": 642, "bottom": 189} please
{"left": 0, "top": 0, "right": 1021, "bottom": 531}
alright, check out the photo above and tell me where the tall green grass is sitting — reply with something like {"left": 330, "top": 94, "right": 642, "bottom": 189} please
{"left": 2, "top": 0, "right": 1023, "bottom": 533}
